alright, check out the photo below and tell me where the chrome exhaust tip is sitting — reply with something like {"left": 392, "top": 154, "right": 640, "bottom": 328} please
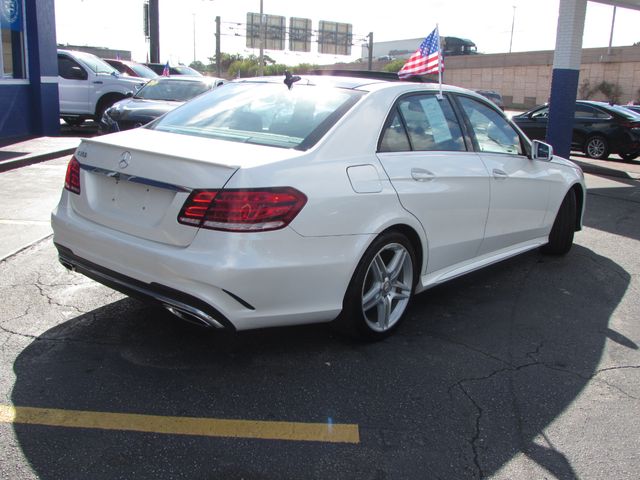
{"left": 163, "top": 304, "right": 224, "bottom": 329}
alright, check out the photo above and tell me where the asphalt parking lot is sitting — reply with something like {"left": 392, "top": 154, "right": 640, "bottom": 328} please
{"left": 0, "top": 155, "right": 639, "bottom": 479}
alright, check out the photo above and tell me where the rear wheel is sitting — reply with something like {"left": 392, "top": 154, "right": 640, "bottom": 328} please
{"left": 336, "top": 231, "right": 417, "bottom": 340}
{"left": 584, "top": 135, "right": 609, "bottom": 160}
{"left": 619, "top": 152, "right": 639, "bottom": 161}
{"left": 62, "top": 116, "right": 84, "bottom": 126}
{"left": 540, "top": 190, "right": 577, "bottom": 255}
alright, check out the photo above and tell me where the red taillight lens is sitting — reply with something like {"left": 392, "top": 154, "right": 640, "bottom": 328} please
{"left": 178, "top": 187, "right": 307, "bottom": 232}
{"left": 64, "top": 156, "right": 81, "bottom": 194}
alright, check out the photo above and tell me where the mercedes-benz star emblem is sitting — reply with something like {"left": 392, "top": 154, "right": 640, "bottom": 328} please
{"left": 119, "top": 151, "right": 131, "bottom": 169}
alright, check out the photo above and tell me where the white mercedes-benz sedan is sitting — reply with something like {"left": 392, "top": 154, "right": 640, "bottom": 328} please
{"left": 51, "top": 73, "right": 586, "bottom": 340}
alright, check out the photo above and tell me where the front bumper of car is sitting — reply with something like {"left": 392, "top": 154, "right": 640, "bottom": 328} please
{"left": 51, "top": 193, "right": 373, "bottom": 331}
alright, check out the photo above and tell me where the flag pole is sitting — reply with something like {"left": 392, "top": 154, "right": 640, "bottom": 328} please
{"left": 437, "top": 24, "right": 443, "bottom": 99}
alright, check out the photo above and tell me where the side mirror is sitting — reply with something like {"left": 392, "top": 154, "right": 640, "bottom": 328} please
{"left": 125, "top": 91, "right": 134, "bottom": 98}
{"left": 70, "top": 66, "right": 88, "bottom": 81}
{"left": 531, "top": 140, "right": 553, "bottom": 161}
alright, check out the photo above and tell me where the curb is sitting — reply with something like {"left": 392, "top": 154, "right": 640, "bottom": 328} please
{"left": 572, "top": 159, "right": 640, "bottom": 181}
{"left": 0, "top": 148, "right": 76, "bottom": 173}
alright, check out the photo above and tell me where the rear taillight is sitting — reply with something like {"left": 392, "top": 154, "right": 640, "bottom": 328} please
{"left": 64, "top": 156, "right": 81, "bottom": 194}
{"left": 178, "top": 187, "right": 307, "bottom": 232}
{"left": 620, "top": 120, "right": 640, "bottom": 129}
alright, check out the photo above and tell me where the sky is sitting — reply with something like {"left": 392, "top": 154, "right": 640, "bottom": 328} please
{"left": 54, "top": 0, "right": 640, "bottom": 66}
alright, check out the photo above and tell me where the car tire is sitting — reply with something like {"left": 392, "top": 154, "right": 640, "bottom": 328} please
{"left": 336, "top": 231, "right": 417, "bottom": 341}
{"left": 584, "top": 135, "right": 609, "bottom": 160}
{"left": 62, "top": 116, "right": 84, "bottom": 126}
{"left": 94, "top": 94, "right": 125, "bottom": 122}
{"left": 540, "top": 190, "right": 577, "bottom": 255}
{"left": 619, "top": 152, "right": 639, "bottom": 161}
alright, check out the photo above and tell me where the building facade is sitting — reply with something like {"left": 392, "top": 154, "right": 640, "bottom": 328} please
{"left": 0, "top": 0, "right": 58, "bottom": 143}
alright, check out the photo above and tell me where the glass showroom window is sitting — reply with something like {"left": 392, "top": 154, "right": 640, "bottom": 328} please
{"left": 1, "top": 0, "right": 26, "bottom": 79}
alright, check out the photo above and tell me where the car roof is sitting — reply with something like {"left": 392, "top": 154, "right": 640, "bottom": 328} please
{"left": 232, "top": 74, "right": 490, "bottom": 102}
{"left": 147, "top": 75, "right": 224, "bottom": 84}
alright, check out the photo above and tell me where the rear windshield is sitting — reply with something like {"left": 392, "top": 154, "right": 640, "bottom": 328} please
{"left": 135, "top": 79, "right": 211, "bottom": 101}
{"left": 148, "top": 82, "right": 362, "bottom": 150}
{"left": 129, "top": 63, "right": 158, "bottom": 79}
{"left": 607, "top": 104, "right": 640, "bottom": 120}
{"left": 73, "top": 51, "right": 118, "bottom": 75}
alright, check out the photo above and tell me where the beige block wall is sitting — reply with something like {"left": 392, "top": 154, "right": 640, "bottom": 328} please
{"left": 444, "top": 45, "right": 640, "bottom": 108}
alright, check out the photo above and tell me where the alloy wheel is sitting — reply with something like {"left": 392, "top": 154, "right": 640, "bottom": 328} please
{"left": 361, "top": 243, "right": 413, "bottom": 333}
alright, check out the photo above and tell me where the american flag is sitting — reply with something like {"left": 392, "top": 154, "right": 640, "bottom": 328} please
{"left": 162, "top": 61, "right": 170, "bottom": 77}
{"left": 398, "top": 28, "right": 443, "bottom": 79}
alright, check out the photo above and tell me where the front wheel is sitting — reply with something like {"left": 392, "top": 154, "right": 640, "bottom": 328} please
{"left": 540, "top": 190, "right": 577, "bottom": 255}
{"left": 336, "top": 232, "right": 417, "bottom": 340}
{"left": 584, "top": 135, "right": 609, "bottom": 160}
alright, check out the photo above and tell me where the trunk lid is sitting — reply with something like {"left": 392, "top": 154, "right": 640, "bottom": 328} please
{"left": 69, "top": 128, "right": 296, "bottom": 247}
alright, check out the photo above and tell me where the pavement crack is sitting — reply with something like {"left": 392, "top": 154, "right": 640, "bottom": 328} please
{"left": 0, "top": 323, "right": 118, "bottom": 347}
{"left": 33, "top": 272, "right": 85, "bottom": 316}
{"left": 456, "top": 381, "right": 485, "bottom": 479}
{"left": 426, "top": 333, "right": 514, "bottom": 368}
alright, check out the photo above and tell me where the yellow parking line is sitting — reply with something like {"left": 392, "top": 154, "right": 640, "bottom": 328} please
{"left": 0, "top": 405, "right": 359, "bottom": 444}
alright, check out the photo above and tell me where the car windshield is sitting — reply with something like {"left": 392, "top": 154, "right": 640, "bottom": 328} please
{"left": 130, "top": 63, "right": 158, "bottom": 79}
{"left": 148, "top": 82, "right": 362, "bottom": 150}
{"left": 134, "top": 79, "right": 210, "bottom": 101}
{"left": 73, "top": 51, "right": 119, "bottom": 75}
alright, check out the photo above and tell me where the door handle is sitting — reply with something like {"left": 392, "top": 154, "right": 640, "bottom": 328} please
{"left": 411, "top": 168, "right": 435, "bottom": 181}
{"left": 92, "top": 80, "right": 103, "bottom": 84}
{"left": 492, "top": 168, "right": 508, "bottom": 179}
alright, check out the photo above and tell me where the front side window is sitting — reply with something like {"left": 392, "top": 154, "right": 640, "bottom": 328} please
{"left": 379, "top": 94, "right": 466, "bottom": 152}
{"left": 150, "top": 82, "right": 362, "bottom": 150}
{"left": 58, "top": 55, "right": 87, "bottom": 80}
{"left": 0, "top": 0, "right": 26, "bottom": 79}
{"left": 459, "top": 96, "right": 524, "bottom": 156}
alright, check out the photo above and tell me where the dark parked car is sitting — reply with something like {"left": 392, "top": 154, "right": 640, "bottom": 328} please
{"left": 144, "top": 63, "right": 202, "bottom": 76}
{"left": 99, "top": 76, "right": 224, "bottom": 133}
{"left": 474, "top": 89, "right": 504, "bottom": 110}
{"left": 103, "top": 59, "right": 158, "bottom": 79}
{"left": 513, "top": 100, "right": 640, "bottom": 160}
{"left": 622, "top": 104, "right": 640, "bottom": 115}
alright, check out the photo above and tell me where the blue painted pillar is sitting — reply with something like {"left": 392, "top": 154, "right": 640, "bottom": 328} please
{"left": 546, "top": 0, "right": 587, "bottom": 159}
{"left": 25, "top": 0, "right": 59, "bottom": 136}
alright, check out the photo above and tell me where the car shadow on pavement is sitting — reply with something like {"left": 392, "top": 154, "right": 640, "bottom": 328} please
{"left": 9, "top": 240, "right": 632, "bottom": 479}
{"left": 584, "top": 183, "right": 640, "bottom": 242}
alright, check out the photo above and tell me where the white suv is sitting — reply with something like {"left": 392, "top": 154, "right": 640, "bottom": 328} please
{"left": 57, "top": 49, "right": 145, "bottom": 126}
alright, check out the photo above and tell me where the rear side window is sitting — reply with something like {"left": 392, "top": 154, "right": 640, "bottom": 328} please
{"left": 379, "top": 94, "right": 466, "bottom": 152}
{"left": 458, "top": 96, "right": 524, "bottom": 156}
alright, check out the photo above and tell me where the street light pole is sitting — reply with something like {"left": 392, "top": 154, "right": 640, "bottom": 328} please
{"left": 509, "top": 5, "right": 516, "bottom": 53}
{"left": 193, "top": 14, "right": 196, "bottom": 63}
{"left": 608, "top": 6, "right": 617, "bottom": 55}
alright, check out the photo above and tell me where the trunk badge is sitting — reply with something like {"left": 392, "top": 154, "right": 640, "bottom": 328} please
{"left": 119, "top": 151, "right": 131, "bottom": 169}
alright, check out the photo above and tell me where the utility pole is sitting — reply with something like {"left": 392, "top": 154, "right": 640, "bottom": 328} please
{"left": 367, "top": 32, "right": 373, "bottom": 71}
{"left": 215, "top": 16, "right": 221, "bottom": 77}
{"left": 149, "top": 0, "right": 160, "bottom": 63}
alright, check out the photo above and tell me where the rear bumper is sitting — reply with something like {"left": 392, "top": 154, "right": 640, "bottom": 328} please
{"left": 56, "top": 243, "right": 234, "bottom": 330}
{"left": 51, "top": 196, "right": 373, "bottom": 331}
